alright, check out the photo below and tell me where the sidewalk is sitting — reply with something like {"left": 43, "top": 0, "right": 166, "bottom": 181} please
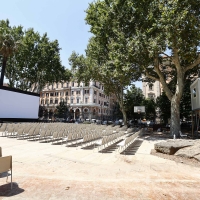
{"left": 0, "top": 136, "right": 200, "bottom": 200}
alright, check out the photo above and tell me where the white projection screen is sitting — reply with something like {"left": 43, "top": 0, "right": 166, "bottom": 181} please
{"left": 0, "top": 86, "right": 40, "bottom": 121}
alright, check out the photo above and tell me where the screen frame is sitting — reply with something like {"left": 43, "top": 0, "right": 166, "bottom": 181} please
{"left": 0, "top": 86, "right": 40, "bottom": 122}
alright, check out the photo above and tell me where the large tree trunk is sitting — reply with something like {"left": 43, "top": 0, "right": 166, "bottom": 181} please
{"left": 170, "top": 96, "right": 181, "bottom": 138}
{"left": 0, "top": 56, "right": 7, "bottom": 86}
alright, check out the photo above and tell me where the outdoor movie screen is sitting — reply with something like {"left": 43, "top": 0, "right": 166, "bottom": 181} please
{"left": 0, "top": 87, "right": 40, "bottom": 119}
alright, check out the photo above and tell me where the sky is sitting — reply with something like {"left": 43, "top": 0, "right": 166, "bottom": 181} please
{"left": 0, "top": 0, "right": 142, "bottom": 88}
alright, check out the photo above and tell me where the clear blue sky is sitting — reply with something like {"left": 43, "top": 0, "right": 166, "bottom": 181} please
{"left": 0, "top": 0, "right": 142, "bottom": 88}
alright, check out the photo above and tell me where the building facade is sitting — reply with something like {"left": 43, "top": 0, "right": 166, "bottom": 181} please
{"left": 142, "top": 80, "right": 161, "bottom": 100}
{"left": 40, "top": 80, "right": 116, "bottom": 121}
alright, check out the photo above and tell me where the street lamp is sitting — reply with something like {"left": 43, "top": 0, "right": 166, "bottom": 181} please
{"left": 100, "top": 102, "right": 103, "bottom": 122}
{"left": 47, "top": 103, "right": 49, "bottom": 121}
{"left": 106, "top": 101, "right": 109, "bottom": 121}
{"left": 137, "top": 109, "right": 141, "bottom": 127}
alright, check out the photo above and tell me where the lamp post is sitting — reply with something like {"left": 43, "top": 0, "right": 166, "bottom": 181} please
{"left": 137, "top": 109, "right": 141, "bottom": 127}
{"left": 47, "top": 103, "right": 49, "bottom": 121}
{"left": 100, "top": 102, "right": 103, "bottom": 122}
{"left": 106, "top": 101, "right": 109, "bottom": 122}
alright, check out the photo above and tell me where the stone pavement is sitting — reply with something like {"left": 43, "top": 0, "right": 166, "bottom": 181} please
{"left": 0, "top": 136, "right": 200, "bottom": 200}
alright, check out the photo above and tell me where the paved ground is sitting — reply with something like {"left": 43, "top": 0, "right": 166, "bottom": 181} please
{"left": 0, "top": 136, "right": 200, "bottom": 200}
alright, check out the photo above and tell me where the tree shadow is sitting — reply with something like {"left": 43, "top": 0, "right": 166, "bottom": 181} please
{"left": 0, "top": 182, "right": 24, "bottom": 197}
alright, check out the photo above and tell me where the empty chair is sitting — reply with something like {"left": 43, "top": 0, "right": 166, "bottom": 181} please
{"left": 0, "top": 123, "right": 7, "bottom": 136}
{"left": 0, "top": 156, "right": 12, "bottom": 189}
{"left": 179, "top": 131, "right": 187, "bottom": 139}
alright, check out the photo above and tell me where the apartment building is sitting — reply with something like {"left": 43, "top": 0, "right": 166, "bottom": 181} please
{"left": 142, "top": 80, "right": 161, "bottom": 100}
{"left": 40, "top": 80, "right": 116, "bottom": 121}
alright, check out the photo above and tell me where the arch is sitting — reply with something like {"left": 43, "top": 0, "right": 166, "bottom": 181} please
{"left": 75, "top": 108, "right": 80, "bottom": 119}
{"left": 83, "top": 108, "right": 89, "bottom": 113}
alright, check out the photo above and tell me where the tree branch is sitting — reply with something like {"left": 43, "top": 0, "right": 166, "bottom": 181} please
{"left": 153, "top": 56, "right": 173, "bottom": 100}
{"left": 184, "top": 54, "right": 200, "bottom": 73}
{"left": 160, "top": 52, "right": 171, "bottom": 58}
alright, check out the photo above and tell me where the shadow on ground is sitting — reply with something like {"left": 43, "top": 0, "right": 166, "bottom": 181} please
{"left": 120, "top": 140, "right": 143, "bottom": 155}
{"left": 0, "top": 182, "right": 24, "bottom": 197}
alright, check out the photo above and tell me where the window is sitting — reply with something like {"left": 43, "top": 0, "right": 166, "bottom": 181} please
{"left": 56, "top": 83, "right": 58, "bottom": 88}
{"left": 85, "top": 90, "right": 89, "bottom": 94}
{"left": 99, "top": 93, "right": 101, "bottom": 97}
{"left": 71, "top": 99, "right": 74, "bottom": 104}
{"left": 72, "top": 82, "right": 74, "bottom": 87}
{"left": 51, "top": 84, "right": 53, "bottom": 89}
{"left": 66, "top": 91, "right": 68, "bottom": 96}
{"left": 60, "top": 92, "right": 64, "bottom": 96}
{"left": 41, "top": 100, "right": 44, "bottom": 105}
{"left": 42, "top": 93, "right": 44, "bottom": 97}
{"left": 93, "top": 99, "right": 96, "bottom": 103}
{"left": 76, "top": 91, "right": 80, "bottom": 95}
{"left": 55, "top": 99, "right": 58, "bottom": 104}
{"left": 85, "top": 97, "right": 88, "bottom": 103}
{"left": 99, "top": 100, "right": 100, "bottom": 104}
{"left": 149, "top": 84, "right": 154, "bottom": 91}
{"left": 71, "top": 91, "right": 74, "bottom": 95}
{"left": 148, "top": 94, "right": 155, "bottom": 99}
{"left": 94, "top": 90, "right": 97, "bottom": 95}
{"left": 66, "top": 82, "right": 69, "bottom": 88}
{"left": 50, "top": 99, "right": 53, "bottom": 104}
{"left": 77, "top": 98, "right": 79, "bottom": 103}
{"left": 46, "top": 93, "right": 49, "bottom": 97}
{"left": 50, "top": 93, "right": 54, "bottom": 97}
{"left": 55, "top": 92, "right": 59, "bottom": 96}
{"left": 45, "top": 99, "right": 49, "bottom": 104}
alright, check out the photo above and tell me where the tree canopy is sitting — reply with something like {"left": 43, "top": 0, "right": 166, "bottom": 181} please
{"left": 0, "top": 19, "right": 72, "bottom": 92}
{"left": 84, "top": 0, "right": 200, "bottom": 136}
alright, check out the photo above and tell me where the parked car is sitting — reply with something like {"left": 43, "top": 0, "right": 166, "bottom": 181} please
{"left": 102, "top": 121, "right": 108, "bottom": 125}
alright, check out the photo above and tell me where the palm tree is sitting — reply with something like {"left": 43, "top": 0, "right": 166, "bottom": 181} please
{"left": 0, "top": 19, "right": 21, "bottom": 86}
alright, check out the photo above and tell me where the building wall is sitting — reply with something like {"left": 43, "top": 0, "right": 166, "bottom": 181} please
{"left": 40, "top": 80, "right": 116, "bottom": 121}
{"left": 142, "top": 80, "right": 161, "bottom": 100}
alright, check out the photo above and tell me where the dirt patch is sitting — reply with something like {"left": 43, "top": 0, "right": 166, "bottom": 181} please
{"left": 151, "top": 149, "right": 200, "bottom": 168}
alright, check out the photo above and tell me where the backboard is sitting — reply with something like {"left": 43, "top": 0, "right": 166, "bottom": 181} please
{"left": 134, "top": 106, "right": 145, "bottom": 113}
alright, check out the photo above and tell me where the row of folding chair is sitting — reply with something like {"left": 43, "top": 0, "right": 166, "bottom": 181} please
{"left": 98, "top": 131, "right": 126, "bottom": 151}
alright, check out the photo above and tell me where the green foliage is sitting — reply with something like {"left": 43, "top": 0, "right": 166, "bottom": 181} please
{"left": 0, "top": 19, "right": 72, "bottom": 92}
{"left": 85, "top": 0, "right": 200, "bottom": 135}
{"left": 156, "top": 93, "right": 171, "bottom": 124}
{"left": 124, "top": 84, "right": 144, "bottom": 119}
{"left": 142, "top": 98, "right": 156, "bottom": 120}
{"left": 157, "top": 79, "right": 192, "bottom": 124}
{"left": 55, "top": 101, "right": 68, "bottom": 118}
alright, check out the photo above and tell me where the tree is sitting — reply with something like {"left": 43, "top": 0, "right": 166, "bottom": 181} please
{"left": 55, "top": 101, "right": 68, "bottom": 119}
{"left": 124, "top": 84, "right": 144, "bottom": 120}
{"left": 157, "top": 78, "right": 192, "bottom": 124}
{"left": 142, "top": 98, "right": 156, "bottom": 121}
{"left": 85, "top": 0, "right": 200, "bottom": 136}
{"left": 1, "top": 20, "right": 72, "bottom": 92}
{"left": 70, "top": 1, "right": 141, "bottom": 125}
{"left": 156, "top": 93, "right": 171, "bottom": 124}
{"left": 0, "top": 19, "right": 21, "bottom": 86}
